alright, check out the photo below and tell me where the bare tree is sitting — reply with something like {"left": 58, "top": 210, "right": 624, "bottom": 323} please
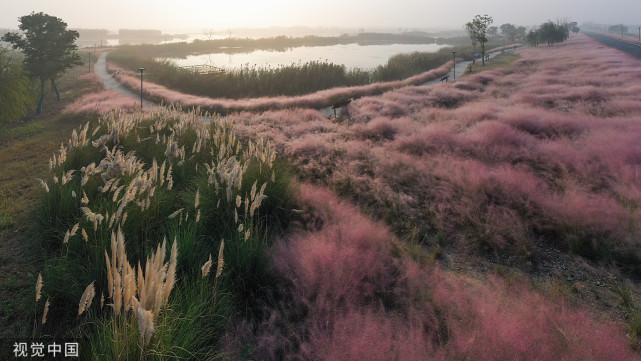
{"left": 203, "top": 28, "right": 215, "bottom": 41}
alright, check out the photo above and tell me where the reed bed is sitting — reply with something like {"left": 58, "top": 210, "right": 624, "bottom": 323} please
{"left": 33, "top": 105, "right": 294, "bottom": 359}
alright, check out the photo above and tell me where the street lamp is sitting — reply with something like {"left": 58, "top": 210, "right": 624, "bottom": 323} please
{"left": 452, "top": 51, "right": 456, "bottom": 80}
{"left": 138, "top": 68, "right": 145, "bottom": 110}
{"left": 638, "top": 27, "right": 640, "bottom": 43}
{"left": 88, "top": 52, "right": 91, "bottom": 73}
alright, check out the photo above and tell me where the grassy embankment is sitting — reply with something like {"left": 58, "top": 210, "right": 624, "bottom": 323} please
{"left": 28, "top": 106, "right": 295, "bottom": 359}
{"left": 462, "top": 51, "right": 520, "bottom": 76}
{"left": 0, "top": 56, "right": 101, "bottom": 338}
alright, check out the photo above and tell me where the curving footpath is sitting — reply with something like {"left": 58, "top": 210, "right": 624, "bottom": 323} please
{"left": 94, "top": 51, "right": 157, "bottom": 109}
{"left": 584, "top": 32, "right": 641, "bottom": 58}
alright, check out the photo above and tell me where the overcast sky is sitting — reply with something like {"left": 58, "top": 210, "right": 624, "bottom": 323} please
{"left": 1, "top": 0, "right": 639, "bottom": 32}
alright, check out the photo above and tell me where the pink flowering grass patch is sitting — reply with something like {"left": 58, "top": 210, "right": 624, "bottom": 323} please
{"left": 229, "top": 34, "right": 641, "bottom": 273}
{"left": 63, "top": 90, "right": 140, "bottom": 114}
{"left": 225, "top": 184, "right": 636, "bottom": 360}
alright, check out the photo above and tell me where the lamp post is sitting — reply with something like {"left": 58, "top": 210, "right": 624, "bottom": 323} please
{"left": 452, "top": 51, "right": 456, "bottom": 80}
{"left": 88, "top": 52, "right": 91, "bottom": 73}
{"left": 138, "top": 68, "right": 145, "bottom": 110}
{"left": 502, "top": 38, "right": 505, "bottom": 52}
{"left": 638, "top": 27, "right": 640, "bottom": 43}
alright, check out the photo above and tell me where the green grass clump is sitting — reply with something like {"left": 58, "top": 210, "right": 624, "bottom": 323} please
{"left": 33, "top": 106, "right": 296, "bottom": 359}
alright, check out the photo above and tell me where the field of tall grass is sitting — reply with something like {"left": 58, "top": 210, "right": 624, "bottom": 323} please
{"left": 227, "top": 33, "right": 641, "bottom": 276}
{"left": 31, "top": 106, "right": 295, "bottom": 358}
{"left": 13, "top": 32, "right": 641, "bottom": 359}
{"left": 27, "top": 105, "right": 637, "bottom": 360}
{"left": 224, "top": 183, "right": 634, "bottom": 360}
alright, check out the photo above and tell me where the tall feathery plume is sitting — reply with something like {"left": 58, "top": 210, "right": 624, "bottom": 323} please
{"left": 36, "top": 178, "right": 49, "bottom": 193}
{"left": 194, "top": 189, "right": 200, "bottom": 208}
{"left": 105, "top": 250, "right": 113, "bottom": 298}
{"left": 201, "top": 254, "right": 212, "bottom": 278}
{"left": 35, "top": 273, "right": 43, "bottom": 302}
{"left": 136, "top": 307, "right": 154, "bottom": 346}
{"left": 78, "top": 282, "right": 95, "bottom": 316}
{"left": 113, "top": 267, "right": 122, "bottom": 316}
{"left": 163, "top": 238, "right": 178, "bottom": 305}
{"left": 41, "top": 298, "right": 50, "bottom": 324}
{"left": 216, "top": 240, "right": 225, "bottom": 279}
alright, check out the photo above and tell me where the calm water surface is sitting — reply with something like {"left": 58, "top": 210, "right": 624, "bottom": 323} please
{"left": 160, "top": 43, "right": 447, "bottom": 70}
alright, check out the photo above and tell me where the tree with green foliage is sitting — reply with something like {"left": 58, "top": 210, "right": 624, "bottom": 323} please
{"left": 487, "top": 26, "right": 498, "bottom": 39}
{"left": 569, "top": 22, "right": 580, "bottom": 34}
{"left": 538, "top": 21, "right": 569, "bottom": 46}
{"left": 500, "top": 23, "right": 517, "bottom": 41}
{"left": 466, "top": 15, "right": 493, "bottom": 66}
{"left": 0, "top": 47, "right": 34, "bottom": 122}
{"left": 526, "top": 21, "right": 570, "bottom": 47}
{"left": 464, "top": 22, "right": 479, "bottom": 64}
{"left": 2, "top": 12, "right": 82, "bottom": 114}
{"left": 526, "top": 30, "right": 539, "bottom": 46}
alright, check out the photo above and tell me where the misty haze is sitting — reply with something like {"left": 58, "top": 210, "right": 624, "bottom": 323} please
{"left": 2, "top": 0, "right": 641, "bottom": 360}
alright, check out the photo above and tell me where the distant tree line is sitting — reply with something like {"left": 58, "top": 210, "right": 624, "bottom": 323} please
{"left": 115, "top": 32, "right": 462, "bottom": 58}
{"left": 499, "top": 23, "right": 527, "bottom": 42}
{"left": 525, "top": 21, "right": 575, "bottom": 47}
{"left": 608, "top": 24, "right": 628, "bottom": 35}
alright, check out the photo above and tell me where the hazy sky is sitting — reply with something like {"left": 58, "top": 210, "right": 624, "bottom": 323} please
{"left": 1, "top": 0, "right": 639, "bottom": 32}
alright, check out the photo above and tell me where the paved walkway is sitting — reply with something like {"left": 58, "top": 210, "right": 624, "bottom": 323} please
{"left": 320, "top": 46, "right": 522, "bottom": 118}
{"left": 584, "top": 32, "right": 641, "bottom": 58}
{"left": 94, "top": 52, "right": 157, "bottom": 109}
{"left": 423, "top": 46, "right": 522, "bottom": 86}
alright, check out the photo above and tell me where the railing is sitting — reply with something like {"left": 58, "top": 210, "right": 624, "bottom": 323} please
{"left": 180, "top": 64, "right": 224, "bottom": 74}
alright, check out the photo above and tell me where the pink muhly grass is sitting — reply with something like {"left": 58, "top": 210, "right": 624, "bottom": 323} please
{"left": 225, "top": 184, "right": 635, "bottom": 361}
{"left": 64, "top": 90, "right": 141, "bottom": 114}
{"left": 354, "top": 116, "right": 398, "bottom": 141}
{"left": 394, "top": 123, "right": 455, "bottom": 156}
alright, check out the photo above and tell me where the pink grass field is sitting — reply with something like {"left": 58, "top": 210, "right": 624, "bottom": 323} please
{"left": 74, "top": 35, "right": 641, "bottom": 357}
{"left": 65, "top": 72, "right": 143, "bottom": 114}
{"left": 225, "top": 183, "right": 636, "bottom": 360}
{"left": 228, "top": 34, "right": 641, "bottom": 268}
{"left": 64, "top": 90, "right": 141, "bottom": 114}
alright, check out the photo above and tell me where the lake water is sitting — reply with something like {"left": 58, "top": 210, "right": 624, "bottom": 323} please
{"left": 159, "top": 43, "right": 447, "bottom": 70}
